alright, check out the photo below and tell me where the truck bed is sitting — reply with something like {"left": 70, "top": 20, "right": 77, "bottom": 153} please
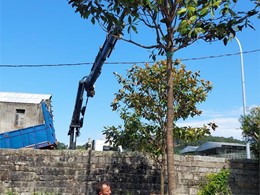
{"left": 0, "top": 123, "right": 56, "bottom": 149}
{"left": 0, "top": 102, "right": 57, "bottom": 149}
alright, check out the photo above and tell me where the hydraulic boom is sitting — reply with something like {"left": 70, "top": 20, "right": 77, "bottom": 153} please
{"left": 68, "top": 25, "right": 121, "bottom": 149}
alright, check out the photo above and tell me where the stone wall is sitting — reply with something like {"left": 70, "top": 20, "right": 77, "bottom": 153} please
{"left": 0, "top": 149, "right": 259, "bottom": 195}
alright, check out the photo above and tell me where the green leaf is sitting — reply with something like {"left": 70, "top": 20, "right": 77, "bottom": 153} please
{"left": 210, "top": 7, "right": 215, "bottom": 18}
{"left": 127, "top": 26, "right": 131, "bottom": 34}
{"left": 229, "top": 9, "right": 236, "bottom": 16}
{"left": 91, "top": 17, "right": 95, "bottom": 24}
{"left": 194, "top": 27, "right": 204, "bottom": 33}
{"left": 128, "top": 15, "right": 132, "bottom": 24}
{"left": 213, "top": 0, "right": 222, "bottom": 8}
{"left": 247, "top": 23, "right": 256, "bottom": 30}
{"left": 190, "top": 15, "right": 197, "bottom": 23}
{"left": 187, "top": 6, "right": 196, "bottom": 13}
{"left": 131, "top": 25, "right": 138, "bottom": 33}
{"left": 152, "top": 54, "right": 156, "bottom": 61}
{"left": 188, "top": 29, "right": 193, "bottom": 38}
{"left": 200, "top": 7, "right": 209, "bottom": 17}
{"left": 223, "top": 37, "right": 228, "bottom": 46}
{"left": 179, "top": 20, "right": 188, "bottom": 28}
{"left": 177, "top": 7, "right": 187, "bottom": 15}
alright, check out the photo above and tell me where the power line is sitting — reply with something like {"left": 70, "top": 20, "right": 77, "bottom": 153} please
{"left": 0, "top": 49, "right": 259, "bottom": 68}
{"left": 181, "top": 49, "right": 260, "bottom": 62}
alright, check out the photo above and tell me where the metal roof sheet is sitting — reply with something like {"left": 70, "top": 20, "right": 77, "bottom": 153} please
{"left": 0, "top": 92, "right": 51, "bottom": 104}
{"left": 197, "top": 141, "right": 245, "bottom": 152}
{"left": 180, "top": 146, "right": 199, "bottom": 154}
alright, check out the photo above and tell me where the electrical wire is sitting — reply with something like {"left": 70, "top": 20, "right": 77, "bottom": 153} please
{"left": 0, "top": 49, "right": 259, "bottom": 68}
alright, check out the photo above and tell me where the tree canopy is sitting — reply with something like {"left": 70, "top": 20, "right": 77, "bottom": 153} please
{"left": 103, "top": 61, "right": 217, "bottom": 194}
{"left": 69, "top": 0, "right": 259, "bottom": 58}
{"left": 68, "top": 0, "right": 259, "bottom": 193}
{"left": 239, "top": 106, "right": 260, "bottom": 158}
{"left": 105, "top": 61, "right": 216, "bottom": 153}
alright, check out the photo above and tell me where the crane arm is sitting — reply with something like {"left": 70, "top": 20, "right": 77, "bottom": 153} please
{"left": 68, "top": 25, "right": 121, "bottom": 149}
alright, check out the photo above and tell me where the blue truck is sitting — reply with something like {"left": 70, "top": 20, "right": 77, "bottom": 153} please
{"left": 0, "top": 101, "right": 57, "bottom": 149}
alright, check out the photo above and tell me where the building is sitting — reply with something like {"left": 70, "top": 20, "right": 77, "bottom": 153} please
{"left": 180, "top": 141, "right": 246, "bottom": 158}
{"left": 196, "top": 141, "right": 246, "bottom": 156}
{"left": 179, "top": 146, "right": 199, "bottom": 154}
{"left": 0, "top": 92, "right": 52, "bottom": 134}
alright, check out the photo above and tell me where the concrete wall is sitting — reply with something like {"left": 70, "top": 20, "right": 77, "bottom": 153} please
{"left": 0, "top": 149, "right": 259, "bottom": 195}
{"left": 0, "top": 103, "right": 43, "bottom": 133}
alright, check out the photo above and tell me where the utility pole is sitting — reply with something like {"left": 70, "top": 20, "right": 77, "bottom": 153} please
{"left": 234, "top": 36, "right": 250, "bottom": 159}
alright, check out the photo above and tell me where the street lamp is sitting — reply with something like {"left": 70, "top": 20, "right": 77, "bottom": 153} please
{"left": 234, "top": 36, "right": 250, "bottom": 159}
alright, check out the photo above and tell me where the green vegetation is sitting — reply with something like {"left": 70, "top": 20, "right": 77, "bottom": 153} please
{"left": 198, "top": 168, "right": 231, "bottom": 195}
{"left": 56, "top": 142, "right": 68, "bottom": 150}
{"left": 239, "top": 106, "right": 260, "bottom": 158}
{"left": 4, "top": 190, "right": 57, "bottom": 195}
{"left": 5, "top": 190, "right": 16, "bottom": 195}
{"left": 68, "top": 0, "right": 259, "bottom": 194}
{"left": 103, "top": 61, "right": 216, "bottom": 194}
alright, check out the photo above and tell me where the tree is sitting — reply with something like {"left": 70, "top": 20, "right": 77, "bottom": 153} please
{"left": 68, "top": 0, "right": 259, "bottom": 193}
{"left": 57, "top": 142, "right": 68, "bottom": 150}
{"left": 103, "top": 61, "right": 217, "bottom": 194}
{"left": 239, "top": 106, "right": 260, "bottom": 158}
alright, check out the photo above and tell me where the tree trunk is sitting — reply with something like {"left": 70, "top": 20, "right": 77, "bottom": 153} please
{"left": 160, "top": 152, "right": 166, "bottom": 195}
{"left": 166, "top": 53, "right": 175, "bottom": 195}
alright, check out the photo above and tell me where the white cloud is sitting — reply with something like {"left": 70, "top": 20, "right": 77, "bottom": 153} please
{"left": 201, "top": 107, "right": 242, "bottom": 118}
{"left": 177, "top": 107, "right": 245, "bottom": 141}
{"left": 210, "top": 117, "right": 242, "bottom": 140}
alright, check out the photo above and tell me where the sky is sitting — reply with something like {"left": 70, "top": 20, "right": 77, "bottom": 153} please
{"left": 0, "top": 1, "right": 259, "bottom": 146}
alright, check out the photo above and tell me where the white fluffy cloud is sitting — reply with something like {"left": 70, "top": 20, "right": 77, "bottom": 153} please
{"left": 177, "top": 107, "right": 245, "bottom": 141}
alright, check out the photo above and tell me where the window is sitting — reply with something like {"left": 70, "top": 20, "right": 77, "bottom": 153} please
{"left": 15, "top": 109, "right": 25, "bottom": 127}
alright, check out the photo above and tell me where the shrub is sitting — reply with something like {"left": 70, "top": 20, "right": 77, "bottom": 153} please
{"left": 198, "top": 168, "right": 231, "bottom": 195}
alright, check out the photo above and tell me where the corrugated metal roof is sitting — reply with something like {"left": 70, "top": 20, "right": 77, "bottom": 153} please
{"left": 0, "top": 92, "right": 51, "bottom": 104}
{"left": 180, "top": 142, "right": 246, "bottom": 154}
{"left": 197, "top": 141, "right": 245, "bottom": 152}
{"left": 180, "top": 146, "right": 199, "bottom": 154}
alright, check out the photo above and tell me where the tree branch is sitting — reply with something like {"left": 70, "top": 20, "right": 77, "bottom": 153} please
{"left": 119, "top": 36, "right": 164, "bottom": 50}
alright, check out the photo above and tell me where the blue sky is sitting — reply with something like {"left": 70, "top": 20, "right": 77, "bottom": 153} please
{"left": 0, "top": 1, "right": 259, "bottom": 145}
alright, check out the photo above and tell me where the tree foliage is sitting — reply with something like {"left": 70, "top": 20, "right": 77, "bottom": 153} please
{"left": 103, "top": 61, "right": 217, "bottom": 193}
{"left": 198, "top": 168, "right": 231, "bottom": 195}
{"left": 239, "top": 106, "right": 260, "bottom": 158}
{"left": 68, "top": 0, "right": 259, "bottom": 193}
{"left": 105, "top": 60, "right": 215, "bottom": 151}
{"left": 69, "top": 0, "right": 259, "bottom": 58}
{"left": 56, "top": 142, "right": 68, "bottom": 150}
